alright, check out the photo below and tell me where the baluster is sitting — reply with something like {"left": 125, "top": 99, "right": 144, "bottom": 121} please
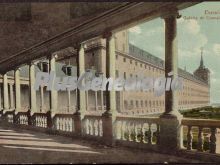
{"left": 156, "top": 124, "right": 160, "bottom": 144}
{"left": 94, "top": 119, "right": 97, "bottom": 136}
{"left": 187, "top": 126, "right": 193, "bottom": 150}
{"left": 197, "top": 127, "right": 204, "bottom": 152}
{"left": 91, "top": 120, "right": 95, "bottom": 136}
{"left": 134, "top": 123, "right": 138, "bottom": 142}
{"left": 95, "top": 120, "right": 99, "bottom": 136}
{"left": 100, "top": 120, "right": 103, "bottom": 136}
{"left": 21, "top": 116, "right": 23, "bottom": 124}
{"left": 148, "top": 123, "right": 152, "bottom": 145}
{"left": 67, "top": 118, "right": 70, "bottom": 132}
{"left": 140, "top": 123, "right": 145, "bottom": 143}
{"left": 64, "top": 118, "right": 67, "bottom": 131}
{"left": 89, "top": 119, "right": 93, "bottom": 135}
{"left": 128, "top": 121, "right": 132, "bottom": 141}
{"left": 210, "top": 127, "right": 217, "bottom": 154}
{"left": 35, "top": 117, "right": 38, "bottom": 126}
{"left": 70, "top": 118, "right": 73, "bottom": 132}
{"left": 61, "top": 118, "right": 64, "bottom": 131}
{"left": 98, "top": 119, "right": 102, "bottom": 136}
{"left": 39, "top": 117, "right": 42, "bottom": 127}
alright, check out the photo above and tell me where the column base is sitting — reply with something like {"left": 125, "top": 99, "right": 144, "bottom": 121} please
{"left": 46, "top": 110, "right": 53, "bottom": 129}
{"left": 102, "top": 111, "right": 115, "bottom": 146}
{"left": 159, "top": 113, "right": 183, "bottom": 153}
{"left": 73, "top": 112, "right": 82, "bottom": 136}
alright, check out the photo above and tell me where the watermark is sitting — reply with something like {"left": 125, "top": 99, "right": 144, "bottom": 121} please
{"left": 34, "top": 71, "right": 183, "bottom": 97}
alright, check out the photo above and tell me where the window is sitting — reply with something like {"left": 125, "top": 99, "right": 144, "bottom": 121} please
{"left": 124, "top": 100, "right": 128, "bottom": 109}
{"left": 116, "top": 55, "right": 118, "bottom": 60}
{"left": 135, "top": 62, "right": 138, "bottom": 66}
{"left": 130, "top": 74, "right": 133, "bottom": 78}
{"left": 136, "top": 100, "right": 139, "bottom": 108}
{"left": 145, "top": 100, "right": 148, "bottom": 107}
{"left": 140, "top": 63, "right": 142, "bottom": 67}
{"left": 141, "top": 100, "right": 143, "bottom": 107}
{"left": 130, "top": 59, "right": 132, "bottom": 64}
{"left": 130, "top": 100, "right": 133, "bottom": 108}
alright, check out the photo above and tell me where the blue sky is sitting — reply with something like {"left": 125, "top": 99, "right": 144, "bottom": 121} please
{"left": 128, "top": 2, "right": 220, "bottom": 104}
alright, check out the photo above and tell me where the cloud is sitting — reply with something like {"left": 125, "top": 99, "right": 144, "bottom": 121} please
{"left": 178, "top": 19, "right": 200, "bottom": 35}
{"left": 178, "top": 19, "right": 208, "bottom": 58}
{"left": 213, "top": 44, "right": 220, "bottom": 55}
{"left": 186, "top": 20, "right": 200, "bottom": 35}
{"left": 143, "top": 27, "right": 164, "bottom": 37}
{"left": 129, "top": 26, "right": 142, "bottom": 34}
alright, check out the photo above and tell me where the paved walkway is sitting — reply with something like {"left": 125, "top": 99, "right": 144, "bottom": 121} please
{"left": 0, "top": 125, "right": 201, "bottom": 164}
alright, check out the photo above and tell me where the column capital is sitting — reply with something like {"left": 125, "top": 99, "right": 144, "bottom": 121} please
{"left": 49, "top": 53, "right": 58, "bottom": 60}
{"left": 14, "top": 67, "right": 21, "bottom": 72}
{"left": 9, "top": 83, "right": 14, "bottom": 86}
{"left": 161, "top": 8, "right": 181, "bottom": 19}
{"left": 75, "top": 43, "right": 86, "bottom": 51}
{"left": 28, "top": 61, "right": 36, "bottom": 66}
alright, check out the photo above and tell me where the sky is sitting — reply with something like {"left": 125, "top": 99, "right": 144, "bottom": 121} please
{"left": 128, "top": 2, "right": 220, "bottom": 104}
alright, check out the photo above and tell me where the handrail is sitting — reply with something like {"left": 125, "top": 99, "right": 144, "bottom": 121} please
{"left": 182, "top": 118, "right": 220, "bottom": 127}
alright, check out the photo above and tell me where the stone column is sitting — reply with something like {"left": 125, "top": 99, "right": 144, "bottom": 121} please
{"left": 39, "top": 62, "right": 45, "bottom": 112}
{"left": 74, "top": 43, "right": 86, "bottom": 135}
{"left": 29, "top": 62, "right": 37, "bottom": 113}
{"left": 67, "top": 89, "right": 71, "bottom": 112}
{"left": 49, "top": 55, "right": 58, "bottom": 114}
{"left": 95, "top": 91, "right": 98, "bottom": 111}
{"left": 15, "top": 68, "right": 21, "bottom": 112}
{"left": 45, "top": 55, "right": 57, "bottom": 129}
{"left": 9, "top": 84, "right": 14, "bottom": 109}
{"left": 102, "top": 31, "right": 116, "bottom": 146}
{"left": 0, "top": 86, "right": 2, "bottom": 111}
{"left": 3, "top": 73, "right": 9, "bottom": 111}
{"left": 101, "top": 91, "right": 104, "bottom": 111}
{"left": 159, "top": 9, "right": 183, "bottom": 152}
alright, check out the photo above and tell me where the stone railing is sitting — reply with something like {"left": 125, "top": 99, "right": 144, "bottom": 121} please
{"left": 82, "top": 114, "right": 103, "bottom": 137}
{"left": 32, "top": 113, "right": 48, "bottom": 128}
{"left": 53, "top": 114, "right": 74, "bottom": 133}
{"left": 15, "top": 111, "right": 29, "bottom": 125}
{"left": 114, "top": 115, "right": 160, "bottom": 149}
{"left": 181, "top": 118, "right": 220, "bottom": 154}
{"left": 3, "top": 110, "right": 15, "bottom": 123}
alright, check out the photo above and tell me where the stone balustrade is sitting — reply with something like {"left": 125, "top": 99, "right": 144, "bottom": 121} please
{"left": 82, "top": 114, "right": 103, "bottom": 137}
{"left": 182, "top": 118, "right": 220, "bottom": 154}
{"left": 32, "top": 113, "right": 48, "bottom": 128}
{"left": 15, "top": 112, "right": 29, "bottom": 125}
{"left": 53, "top": 114, "right": 74, "bottom": 132}
{"left": 114, "top": 115, "right": 160, "bottom": 149}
